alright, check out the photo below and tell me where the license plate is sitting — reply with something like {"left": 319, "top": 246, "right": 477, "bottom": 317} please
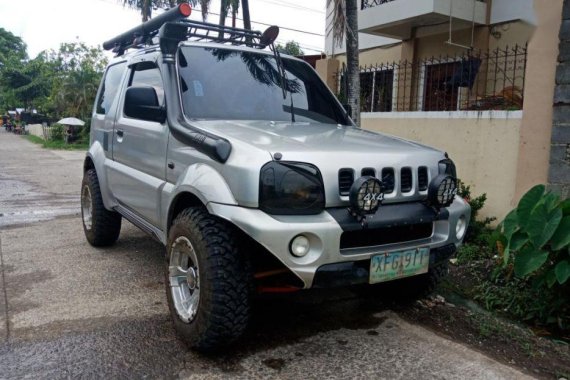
{"left": 369, "top": 247, "right": 430, "bottom": 284}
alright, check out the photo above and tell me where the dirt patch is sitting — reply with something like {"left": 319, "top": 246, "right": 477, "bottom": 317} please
{"left": 397, "top": 294, "right": 570, "bottom": 380}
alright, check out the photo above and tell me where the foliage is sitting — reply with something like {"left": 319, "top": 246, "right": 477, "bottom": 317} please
{"left": 122, "top": 0, "right": 211, "bottom": 21}
{"left": 276, "top": 41, "right": 304, "bottom": 56}
{"left": 0, "top": 28, "right": 29, "bottom": 111}
{"left": 457, "top": 180, "right": 496, "bottom": 244}
{"left": 455, "top": 180, "right": 494, "bottom": 264}
{"left": 488, "top": 185, "right": 570, "bottom": 328}
{"left": 0, "top": 27, "right": 27, "bottom": 64}
{"left": 50, "top": 124, "right": 64, "bottom": 141}
{"left": 26, "top": 134, "right": 88, "bottom": 150}
{"left": 45, "top": 42, "right": 108, "bottom": 121}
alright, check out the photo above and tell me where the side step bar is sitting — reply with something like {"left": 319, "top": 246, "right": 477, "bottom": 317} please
{"left": 114, "top": 204, "right": 164, "bottom": 244}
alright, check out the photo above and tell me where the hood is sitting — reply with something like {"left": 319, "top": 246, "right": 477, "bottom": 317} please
{"left": 192, "top": 120, "right": 441, "bottom": 159}
{"left": 191, "top": 120, "right": 446, "bottom": 207}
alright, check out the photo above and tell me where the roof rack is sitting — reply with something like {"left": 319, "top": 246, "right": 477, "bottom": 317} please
{"left": 103, "top": 2, "right": 276, "bottom": 56}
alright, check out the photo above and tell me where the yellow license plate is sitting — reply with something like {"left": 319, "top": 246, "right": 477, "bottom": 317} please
{"left": 369, "top": 247, "right": 430, "bottom": 284}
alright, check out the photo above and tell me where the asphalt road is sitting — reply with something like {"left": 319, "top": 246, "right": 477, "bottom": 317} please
{"left": 0, "top": 131, "right": 532, "bottom": 379}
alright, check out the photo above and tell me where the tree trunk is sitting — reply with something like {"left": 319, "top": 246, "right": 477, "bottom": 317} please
{"left": 219, "top": 2, "right": 227, "bottom": 39}
{"left": 345, "top": 0, "right": 360, "bottom": 126}
{"left": 142, "top": 0, "right": 151, "bottom": 21}
{"left": 241, "top": 0, "right": 251, "bottom": 30}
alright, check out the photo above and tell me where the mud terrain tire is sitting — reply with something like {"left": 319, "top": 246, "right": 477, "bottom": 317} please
{"left": 165, "top": 208, "right": 251, "bottom": 352}
{"left": 81, "top": 169, "right": 122, "bottom": 247}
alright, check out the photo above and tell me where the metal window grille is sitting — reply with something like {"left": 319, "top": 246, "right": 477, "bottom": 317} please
{"left": 361, "top": 0, "right": 486, "bottom": 9}
{"left": 335, "top": 43, "right": 527, "bottom": 112}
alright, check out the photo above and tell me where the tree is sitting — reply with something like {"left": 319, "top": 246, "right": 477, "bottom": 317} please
{"left": 46, "top": 43, "right": 108, "bottom": 120}
{"left": 276, "top": 41, "right": 304, "bottom": 56}
{"left": 327, "top": 0, "right": 360, "bottom": 126}
{"left": 0, "top": 28, "right": 27, "bottom": 65}
{"left": 0, "top": 28, "right": 29, "bottom": 111}
{"left": 123, "top": 0, "right": 211, "bottom": 22}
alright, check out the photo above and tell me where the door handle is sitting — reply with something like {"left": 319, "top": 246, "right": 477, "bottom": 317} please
{"left": 116, "top": 129, "right": 124, "bottom": 137}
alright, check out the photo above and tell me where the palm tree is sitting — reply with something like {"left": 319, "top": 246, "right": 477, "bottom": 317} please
{"left": 327, "top": 0, "right": 360, "bottom": 126}
{"left": 123, "top": 0, "right": 212, "bottom": 22}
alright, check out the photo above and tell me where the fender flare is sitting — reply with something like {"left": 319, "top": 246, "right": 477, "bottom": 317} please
{"left": 85, "top": 141, "right": 117, "bottom": 210}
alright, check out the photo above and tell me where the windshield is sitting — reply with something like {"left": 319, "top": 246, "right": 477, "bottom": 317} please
{"left": 177, "top": 46, "right": 350, "bottom": 125}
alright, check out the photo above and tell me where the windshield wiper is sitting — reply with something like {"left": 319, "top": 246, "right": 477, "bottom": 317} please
{"left": 270, "top": 44, "right": 295, "bottom": 123}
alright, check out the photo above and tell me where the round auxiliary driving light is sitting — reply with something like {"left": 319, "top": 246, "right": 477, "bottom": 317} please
{"left": 349, "top": 177, "right": 384, "bottom": 214}
{"left": 456, "top": 215, "right": 467, "bottom": 240}
{"left": 290, "top": 235, "right": 310, "bottom": 257}
{"left": 428, "top": 174, "right": 457, "bottom": 208}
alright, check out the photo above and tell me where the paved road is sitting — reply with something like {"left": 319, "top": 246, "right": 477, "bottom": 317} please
{"left": 0, "top": 131, "right": 532, "bottom": 379}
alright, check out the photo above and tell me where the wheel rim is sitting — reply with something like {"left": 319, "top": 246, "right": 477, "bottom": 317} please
{"left": 169, "top": 236, "right": 200, "bottom": 323}
{"left": 81, "top": 185, "right": 92, "bottom": 230}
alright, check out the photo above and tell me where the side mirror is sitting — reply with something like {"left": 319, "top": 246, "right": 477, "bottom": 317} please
{"left": 342, "top": 103, "right": 352, "bottom": 118}
{"left": 124, "top": 86, "right": 166, "bottom": 123}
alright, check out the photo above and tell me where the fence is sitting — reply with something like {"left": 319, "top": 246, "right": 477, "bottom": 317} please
{"left": 336, "top": 44, "right": 527, "bottom": 113}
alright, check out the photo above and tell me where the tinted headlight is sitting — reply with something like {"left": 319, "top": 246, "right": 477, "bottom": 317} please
{"left": 259, "top": 161, "right": 325, "bottom": 215}
{"left": 438, "top": 158, "right": 457, "bottom": 178}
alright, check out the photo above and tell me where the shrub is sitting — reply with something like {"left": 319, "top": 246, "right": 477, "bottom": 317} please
{"left": 490, "top": 184, "right": 570, "bottom": 328}
{"left": 50, "top": 124, "right": 64, "bottom": 141}
{"left": 457, "top": 180, "right": 495, "bottom": 244}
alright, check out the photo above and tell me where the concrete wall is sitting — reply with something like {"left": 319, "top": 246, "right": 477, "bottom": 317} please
{"left": 27, "top": 124, "right": 44, "bottom": 138}
{"left": 514, "top": 0, "right": 564, "bottom": 200}
{"left": 549, "top": 0, "right": 570, "bottom": 198}
{"left": 362, "top": 111, "right": 523, "bottom": 220}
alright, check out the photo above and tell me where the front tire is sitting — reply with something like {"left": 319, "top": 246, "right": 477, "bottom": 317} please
{"left": 165, "top": 208, "right": 251, "bottom": 352}
{"left": 81, "top": 169, "right": 122, "bottom": 247}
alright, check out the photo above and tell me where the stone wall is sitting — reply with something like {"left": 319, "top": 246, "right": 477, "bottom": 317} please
{"left": 550, "top": 0, "right": 570, "bottom": 198}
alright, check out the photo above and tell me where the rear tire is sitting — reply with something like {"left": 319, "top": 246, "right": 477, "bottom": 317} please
{"left": 81, "top": 169, "right": 122, "bottom": 247}
{"left": 165, "top": 208, "right": 251, "bottom": 352}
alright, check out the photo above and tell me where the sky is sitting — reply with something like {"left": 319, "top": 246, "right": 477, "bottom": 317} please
{"left": 0, "top": 0, "right": 326, "bottom": 58}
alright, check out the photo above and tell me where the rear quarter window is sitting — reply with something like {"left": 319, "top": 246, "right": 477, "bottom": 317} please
{"left": 96, "top": 62, "right": 127, "bottom": 115}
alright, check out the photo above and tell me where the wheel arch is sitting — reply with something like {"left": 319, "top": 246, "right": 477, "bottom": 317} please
{"left": 167, "top": 191, "right": 205, "bottom": 232}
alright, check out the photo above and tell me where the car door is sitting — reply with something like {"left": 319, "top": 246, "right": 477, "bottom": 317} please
{"left": 107, "top": 59, "right": 168, "bottom": 227}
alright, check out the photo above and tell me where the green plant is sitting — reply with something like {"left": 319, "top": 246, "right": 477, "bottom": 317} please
{"left": 488, "top": 184, "right": 570, "bottom": 328}
{"left": 493, "top": 185, "right": 570, "bottom": 283}
{"left": 457, "top": 180, "right": 496, "bottom": 244}
{"left": 50, "top": 124, "right": 64, "bottom": 141}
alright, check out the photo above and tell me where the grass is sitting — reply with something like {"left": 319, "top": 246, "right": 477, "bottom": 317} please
{"left": 25, "top": 134, "right": 88, "bottom": 150}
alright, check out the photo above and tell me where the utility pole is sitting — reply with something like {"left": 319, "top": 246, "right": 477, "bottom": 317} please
{"left": 242, "top": 0, "right": 251, "bottom": 30}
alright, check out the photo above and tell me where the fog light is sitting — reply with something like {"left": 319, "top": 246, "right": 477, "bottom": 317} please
{"left": 428, "top": 174, "right": 457, "bottom": 208}
{"left": 349, "top": 176, "right": 384, "bottom": 215}
{"left": 456, "top": 215, "right": 467, "bottom": 240}
{"left": 290, "top": 235, "right": 310, "bottom": 257}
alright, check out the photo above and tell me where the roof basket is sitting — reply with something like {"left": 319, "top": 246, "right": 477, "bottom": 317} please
{"left": 103, "top": 2, "right": 276, "bottom": 56}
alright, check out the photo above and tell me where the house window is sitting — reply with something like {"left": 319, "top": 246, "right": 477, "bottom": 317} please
{"left": 423, "top": 62, "right": 461, "bottom": 111}
{"left": 360, "top": 70, "right": 394, "bottom": 112}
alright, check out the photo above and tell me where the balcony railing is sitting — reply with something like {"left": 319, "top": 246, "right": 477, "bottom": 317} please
{"left": 361, "top": 0, "right": 486, "bottom": 10}
{"left": 335, "top": 44, "right": 527, "bottom": 113}
{"left": 361, "top": 0, "right": 395, "bottom": 10}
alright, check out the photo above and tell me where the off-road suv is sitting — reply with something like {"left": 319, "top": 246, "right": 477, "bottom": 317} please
{"left": 81, "top": 4, "right": 470, "bottom": 352}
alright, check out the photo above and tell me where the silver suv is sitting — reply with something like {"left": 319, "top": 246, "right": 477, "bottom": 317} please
{"left": 81, "top": 4, "right": 470, "bottom": 352}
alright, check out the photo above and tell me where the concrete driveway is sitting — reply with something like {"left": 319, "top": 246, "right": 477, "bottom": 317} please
{"left": 0, "top": 131, "right": 532, "bottom": 379}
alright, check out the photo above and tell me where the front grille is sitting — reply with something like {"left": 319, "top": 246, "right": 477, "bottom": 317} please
{"left": 418, "top": 166, "right": 428, "bottom": 191}
{"left": 381, "top": 168, "right": 395, "bottom": 193}
{"left": 338, "top": 168, "right": 354, "bottom": 196}
{"left": 340, "top": 223, "right": 433, "bottom": 249}
{"left": 361, "top": 167, "right": 375, "bottom": 177}
{"left": 401, "top": 167, "right": 413, "bottom": 192}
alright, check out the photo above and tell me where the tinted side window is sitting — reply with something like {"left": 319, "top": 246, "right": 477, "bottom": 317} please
{"left": 96, "top": 62, "right": 127, "bottom": 115}
{"left": 128, "top": 63, "right": 165, "bottom": 107}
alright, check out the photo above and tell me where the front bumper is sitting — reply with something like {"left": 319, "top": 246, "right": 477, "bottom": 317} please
{"left": 208, "top": 197, "right": 470, "bottom": 289}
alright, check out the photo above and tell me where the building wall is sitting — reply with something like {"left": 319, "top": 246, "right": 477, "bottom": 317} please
{"left": 549, "top": 0, "right": 570, "bottom": 198}
{"left": 362, "top": 111, "right": 523, "bottom": 220}
{"left": 514, "top": 0, "right": 564, "bottom": 201}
